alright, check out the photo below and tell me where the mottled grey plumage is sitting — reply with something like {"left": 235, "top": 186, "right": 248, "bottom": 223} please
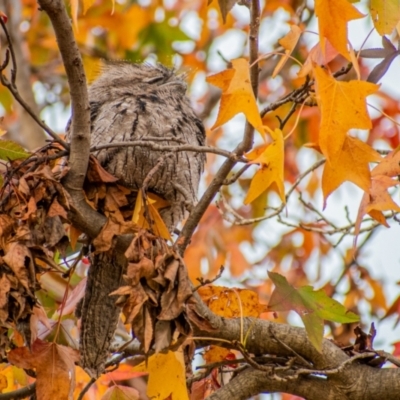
{"left": 88, "top": 62, "right": 205, "bottom": 230}
{"left": 68, "top": 62, "right": 205, "bottom": 377}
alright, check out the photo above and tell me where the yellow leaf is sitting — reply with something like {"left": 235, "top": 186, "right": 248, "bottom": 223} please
{"left": 314, "top": 66, "right": 378, "bottom": 162}
{"left": 272, "top": 25, "right": 302, "bottom": 78}
{"left": 319, "top": 136, "right": 382, "bottom": 206}
{"left": 148, "top": 202, "right": 172, "bottom": 241}
{"left": 133, "top": 350, "right": 189, "bottom": 400}
{"left": 0, "top": 374, "right": 7, "bottom": 393}
{"left": 206, "top": 58, "right": 264, "bottom": 136}
{"left": 370, "top": 0, "right": 400, "bottom": 36}
{"left": 82, "top": 0, "right": 96, "bottom": 14}
{"left": 315, "top": 0, "right": 364, "bottom": 60}
{"left": 83, "top": 55, "right": 102, "bottom": 84}
{"left": 70, "top": 0, "right": 79, "bottom": 30}
{"left": 132, "top": 191, "right": 171, "bottom": 241}
{"left": 244, "top": 128, "right": 285, "bottom": 204}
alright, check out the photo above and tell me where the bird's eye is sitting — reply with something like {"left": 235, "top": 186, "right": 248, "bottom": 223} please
{"left": 143, "top": 75, "right": 165, "bottom": 84}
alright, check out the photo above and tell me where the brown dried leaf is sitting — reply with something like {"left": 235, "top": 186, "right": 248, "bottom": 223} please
{"left": 87, "top": 156, "right": 119, "bottom": 183}
{"left": 112, "top": 283, "right": 148, "bottom": 324}
{"left": 8, "top": 340, "right": 79, "bottom": 400}
{"left": 0, "top": 214, "right": 14, "bottom": 247}
{"left": 18, "top": 177, "right": 30, "bottom": 196}
{"left": 0, "top": 275, "right": 10, "bottom": 309}
{"left": 125, "top": 257, "right": 156, "bottom": 286}
{"left": 43, "top": 216, "right": 67, "bottom": 248}
{"left": 30, "top": 305, "right": 53, "bottom": 343}
{"left": 154, "top": 320, "right": 172, "bottom": 353}
{"left": 3, "top": 242, "right": 33, "bottom": 292}
{"left": 92, "top": 219, "right": 121, "bottom": 252}
{"left": 69, "top": 225, "right": 82, "bottom": 251}
{"left": 48, "top": 197, "right": 68, "bottom": 220}
{"left": 21, "top": 197, "right": 37, "bottom": 221}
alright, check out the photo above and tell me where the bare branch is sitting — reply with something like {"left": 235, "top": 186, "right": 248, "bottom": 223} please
{"left": 91, "top": 141, "right": 244, "bottom": 161}
{"left": 0, "top": 17, "right": 66, "bottom": 148}
{"left": 177, "top": 0, "right": 261, "bottom": 255}
{"left": 0, "top": 384, "right": 36, "bottom": 400}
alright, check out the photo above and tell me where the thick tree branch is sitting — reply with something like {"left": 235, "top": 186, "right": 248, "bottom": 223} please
{"left": 190, "top": 307, "right": 400, "bottom": 399}
{"left": 37, "top": 0, "right": 105, "bottom": 238}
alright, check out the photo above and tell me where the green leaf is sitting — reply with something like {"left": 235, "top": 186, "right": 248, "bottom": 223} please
{"left": 0, "top": 140, "right": 30, "bottom": 161}
{"left": 267, "top": 271, "right": 359, "bottom": 352}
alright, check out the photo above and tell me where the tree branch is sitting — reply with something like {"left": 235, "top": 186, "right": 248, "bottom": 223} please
{"left": 37, "top": 0, "right": 105, "bottom": 239}
{"left": 177, "top": 0, "right": 261, "bottom": 255}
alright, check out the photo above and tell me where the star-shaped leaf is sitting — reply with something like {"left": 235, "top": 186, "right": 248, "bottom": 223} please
{"left": 268, "top": 272, "right": 359, "bottom": 352}
{"left": 314, "top": 66, "right": 378, "bottom": 162}
{"left": 244, "top": 129, "right": 285, "bottom": 204}
{"left": 317, "top": 136, "right": 381, "bottom": 206}
{"left": 206, "top": 58, "right": 264, "bottom": 136}
{"left": 315, "top": 0, "right": 365, "bottom": 60}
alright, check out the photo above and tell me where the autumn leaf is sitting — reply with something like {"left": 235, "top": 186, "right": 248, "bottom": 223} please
{"left": 355, "top": 175, "right": 400, "bottom": 235}
{"left": 206, "top": 58, "right": 264, "bottom": 136}
{"left": 199, "top": 285, "right": 266, "bottom": 362}
{"left": 3, "top": 242, "right": 33, "bottom": 293}
{"left": 314, "top": 66, "right": 378, "bottom": 162}
{"left": 101, "top": 385, "right": 140, "bottom": 400}
{"left": 315, "top": 0, "right": 364, "bottom": 60}
{"left": 268, "top": 272, "right": 359, "bottom": 352}
{"left": 82, "top": 0, "right": 97, "bottom": 14}
{"left": 0, "top": 140, "right": 30, "bottom": 161}
{"left": 370, "top": 0, "right": 400, "bottom": 36}
{"left": 244, "top": 128, "right": 285, "bottom": 204}
{"left": 308, "top": 136, "right": 382, "bottom": 206}
{"left": 273, "top": 25, "right": 302, "bottom": 78}
{"left": 132, "top": 190, "right": 171, "bottom": 241}
{"left": 215, "top": 0, "right": 238, "bottom": 23}
{"left": 70, "top": 0, "right": 79, "bottom": 30}
{"left": 133, "top": 350, "right": 189, "bottom": 400}
{"left": 8, "top": 339, "right": 80, "bottom": 400}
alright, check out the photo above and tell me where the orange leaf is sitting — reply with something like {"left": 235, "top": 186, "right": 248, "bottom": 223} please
{"left": 355, "top": 175, "right": 400, "bottom": 241}
{"left": 206, "top": 58, "right": 264, "bottom": 136}
{"left": 82, "top": 0, "right": 96, "bottom": 14}
{"left": 273, "top": 25, "right": 302, "bottom": 78}
{"left": 371, "top": 148, "right": 400, "bottom": 177}
{"left": 298, "top": 40, "right": 339, "bottom": 78}
{"left": 198, "top": 285, "right": 264, "bottom": 318}
{"left": 244, "top": 128, "right": 285, "bottom": 204}
{"left": 70, "top": 0, "right": 79, "bottom": 30}
{"left": 320, "top": 136, "right": 381, "bottom": 206}
{"left": 8, "top": 340, "right": 79, "bottom": 400}
{"left": 315, "top": 0, "right": 364, "bottom": 60}
{"left": 314, "top": 66, "right": 378, "bottom": 162}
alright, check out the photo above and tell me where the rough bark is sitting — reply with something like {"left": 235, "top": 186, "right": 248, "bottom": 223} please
{"left": 66, "top": 62, "right": 206, "bottom": 376}
{"left": 78, "top": 247, "right": 127, "bottom": 377}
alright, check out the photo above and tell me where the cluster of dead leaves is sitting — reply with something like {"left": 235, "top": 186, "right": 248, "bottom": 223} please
{"left": 113, "top": 230, "right": 194, "bottom": 354}
{"left": 0, "top": 145, "right": 71, "bottom": 353}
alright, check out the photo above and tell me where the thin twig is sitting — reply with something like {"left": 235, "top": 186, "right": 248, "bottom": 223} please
{"left": 193, "top": 266, "right": 225, "bottom": 291}
{"left": 0, "top": 383, "right": 36, "bottom": 400}
{"left": 176, "top": 0, "right": 260, "bottom": 255}
{"left": 91, "top": 141, "right": 244, "bottom": 161}
{"left": 0, "top": 18, "right": 68, "bottom": 149}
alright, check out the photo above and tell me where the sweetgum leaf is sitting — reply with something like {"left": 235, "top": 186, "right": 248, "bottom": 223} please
{"left": 268, "top": 272, "right": 359, "bottom": 352}
{"left": 0, "top": 140, "right": 30, "bottom": 161}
